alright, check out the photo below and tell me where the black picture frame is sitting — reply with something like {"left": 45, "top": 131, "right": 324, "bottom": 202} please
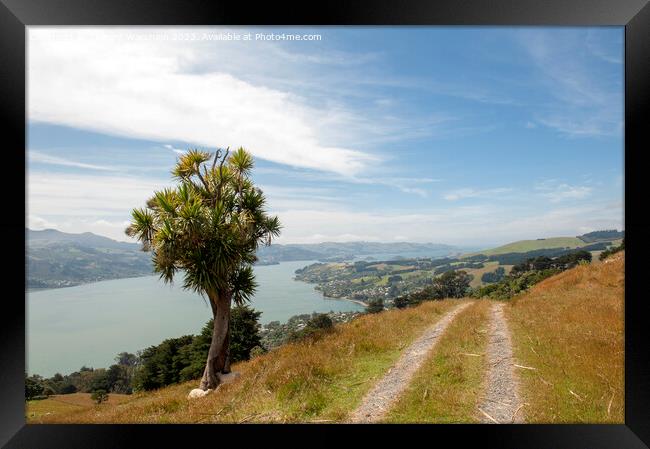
{"left": 1, "top": 0, "right": 648, "bottom": 447}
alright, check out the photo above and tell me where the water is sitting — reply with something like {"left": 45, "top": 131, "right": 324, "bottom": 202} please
{"left": 27, "top": 261, "right": 363, "bottom": 377}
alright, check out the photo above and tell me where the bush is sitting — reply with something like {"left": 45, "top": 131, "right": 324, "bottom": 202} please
{"left": 599, "top": 239, "right": 624, "bottom": 261}
{"left": 249, "top": 346, "right": 266, "bottom": 358}
{"left": 59, "top": 383, "right": 77, "bottom": 394}
{"left": 88, "top": 369, "right": 111, "bottom": 393}
{"left": 366, "top": 299, "right": 385, "bottom": 314}
{"left": 511, "top": 250, "right": 592, "bottom": 275}
{"left": 428, "top": 270, "right": 471, "bottom": 299}
{"left": 288, "top": 313, "right": 336, "bottom": 342}
{"left": 307, "top": 313, "right": 334, "bottom": 329}
{"left": 133, "top": 335, "right": 194, "bottom": 391}
{"left": 25, "top": 374, "right": 44, "bottom": 400}
{"left": 135, "top": 305, "right": 264, "bottom": 389}
{"left": 90, "top": 389, "right": 108, "bottom": 404}
{"left": 472, "top": 268, "right": 560, "bottom": 300}
{"left": 229, "top": 305, "right": 264, "bottom": 363}
{"left": 42, "top": 386, "right": 55, "bottom": 397}
{"left": 393, "top": 294, "right": 412, "bottom": 309}
{"left": 392, "top": 271, "right": 471, "bottom": 309}
{"left": 481, "top": 266, "right": 506, "bottom": 283}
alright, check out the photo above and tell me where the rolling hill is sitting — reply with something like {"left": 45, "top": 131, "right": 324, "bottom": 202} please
{"left": 468, "top": 237, "right": 587, "bottom": 256}
{"left": 466, "top": 230, "right": 623, "bottom": 257}
{"left": 26, "top": 228, "right": 152, "bottom": 289}
{"left": 27, "top": 253, "right": 624, "bottom": 424}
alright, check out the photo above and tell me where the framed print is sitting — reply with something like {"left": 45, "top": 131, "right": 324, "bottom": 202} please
{"left": 1, "top": 0, "right": 649, "bottom": 447}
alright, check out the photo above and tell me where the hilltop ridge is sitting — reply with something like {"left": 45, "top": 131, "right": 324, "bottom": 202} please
{"left": 465, "top": 230, "right": 623, "bottom": 257}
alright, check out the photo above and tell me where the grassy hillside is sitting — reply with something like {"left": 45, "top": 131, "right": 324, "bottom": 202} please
{"left": 27, "top": 254, "right": 624, "bottom": 424}
{"left": 27, "top": 300, "right": 466, "bottom": 423}
{"left": 468, "top": 237, "right": 586, "bottom": 257}
{"left": 505, "top": 251, "right": 624, "bottom": 423}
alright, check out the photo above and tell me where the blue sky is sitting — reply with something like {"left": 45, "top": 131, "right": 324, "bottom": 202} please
{"left": 27, "top": 27, "right": 624, "bottom": 247}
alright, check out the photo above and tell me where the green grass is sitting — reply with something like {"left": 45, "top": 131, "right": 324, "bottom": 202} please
{"left": 29, "top": 300, "right": 465, "bottom": 423}
{"left": 467, "top": 237, "right": 586, "bottom": 257}
{"left": 384, "top": 300, "right": 491, "bottom": 423}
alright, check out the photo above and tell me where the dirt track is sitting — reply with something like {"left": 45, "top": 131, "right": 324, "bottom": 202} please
{"left": 348, "top": 301, "right": 472, "bottom": 423}
{"left": 477, "top": 302, "right": 525, "bottom": 424}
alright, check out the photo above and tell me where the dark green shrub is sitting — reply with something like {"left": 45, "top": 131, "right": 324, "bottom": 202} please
{"left": 90, "top": 389, "right": 108, "bottom": 404}
{"left": 25, "top": 374, "right": 44, "bottom": 400}
{"left": 366, "top": 299, "right": 384, "bottom": 314}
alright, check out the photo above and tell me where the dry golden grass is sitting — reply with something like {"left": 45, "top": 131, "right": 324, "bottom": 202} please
{"left": 26, "top": 393, "right": 131, "bottom": 422}
{"left": 30, "top": 300, "right": 466, "bottom": 424}
{"left": 505, "top": 252, "right": 624, "bottom": 423}
{"left": 384, "top": 300, "right": 491, "bottom": 423}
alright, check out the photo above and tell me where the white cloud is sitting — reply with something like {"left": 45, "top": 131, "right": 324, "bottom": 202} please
{"left": 28, "top": 150, "right": 113, "bottom": 171}
{"left": 535, "top": 180, "right": 592, "bottom": 203}
{"left": 518, "top": 29, "right": 623, "bottom": 138}
{"left": 163, "top": 144, "right": 186, "bottom": 155}
{"left": 288, "top": 233, "right": 383, "bottom": 244}
{"left": 495, "top": 202, "right": 622, "bottom": 240}
{"left": 58, "top": 219, "right": 137, "bottom": 242}
{"left": 270, "top": 200, "right": 622, "bottom": 246}
{"left": 28, "top": 214, "right": 56, "bottom": 230}
{"left": 27, "top": 171, "right": 171, "bottom": 217}
{"left": 27, "top": 169, "right": 622, "bottom": 245}
{"left": 443, "top": 187, "right": 512, "bottom": 201}
{"left": 254, "top": 165, "right": 442, "bottom": 197}
{"left": 28, "top": 28, "right": 378, "bottom": 177}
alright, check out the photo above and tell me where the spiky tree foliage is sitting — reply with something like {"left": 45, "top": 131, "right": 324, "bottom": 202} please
{"left": 126, "top": 147, "right": 281, "bottom": 389}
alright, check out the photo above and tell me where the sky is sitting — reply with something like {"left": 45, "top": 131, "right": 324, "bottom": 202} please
{"left": 27, "top": 27, "right": 624, "bottom": 247}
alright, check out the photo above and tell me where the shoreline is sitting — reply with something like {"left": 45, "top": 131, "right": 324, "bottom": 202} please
{"left": 292, "top": 272, "right": 368, "bottom": 309}
{"left": 330, "top": 296, "right": 368, "bottom": 308}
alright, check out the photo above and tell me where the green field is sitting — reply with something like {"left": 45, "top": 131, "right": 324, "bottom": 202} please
{"left": 467, "top": 237, "right": 587, "bottom": 257}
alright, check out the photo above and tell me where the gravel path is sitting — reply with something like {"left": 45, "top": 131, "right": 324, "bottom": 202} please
{"left": 477, "top": 302, "right": 525, "bottom": 424}
{"left": 348, "top": 301, "right": 472, "bottom": 423}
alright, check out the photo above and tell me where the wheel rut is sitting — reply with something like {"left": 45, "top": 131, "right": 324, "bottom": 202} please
{"left": 477, "top": 302, "right": 525, "bottom": 424}
{"left": 348, "top": 301, "right": 472, "bottom": 423}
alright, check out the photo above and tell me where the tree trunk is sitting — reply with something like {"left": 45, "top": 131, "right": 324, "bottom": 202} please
{"left": 199, "top": 289, "right": 232, "bottom": 390}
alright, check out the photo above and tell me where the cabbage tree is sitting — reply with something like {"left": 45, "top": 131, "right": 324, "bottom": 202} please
{"left": 126, "top": 147, "right": 281, "bottom": 390}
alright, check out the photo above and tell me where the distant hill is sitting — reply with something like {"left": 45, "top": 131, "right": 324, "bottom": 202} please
{"left": 27, "top": 229, "right": 152, "bottom": 289}
{"left": 466, "top": 230, "right": 624, "bottom": 257}
{"left": 27, "top": 228, "right": 139, "bottom": 250}
{"left": 467, "top": 237, "right": 587, "bottom": 257}
{"left": 577, "top": 229, "right": 624, "bottom": 243}
{"left": 26, "top": 229, "right": 458, "bottom": 288}
{"left": 255, "top": 245, "right": 325, "bottom": 263}
{"left": 257, "top": 242, "right": 457, "bottom": 264}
